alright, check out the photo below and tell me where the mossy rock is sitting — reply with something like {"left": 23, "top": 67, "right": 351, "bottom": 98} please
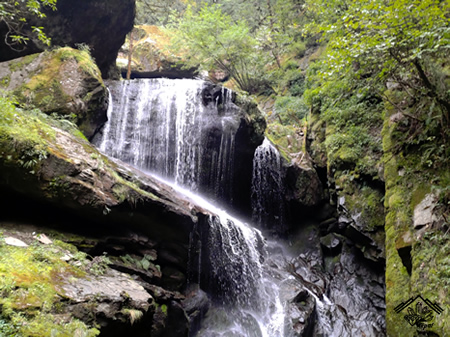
{"left": 118, "top": 25, "right": 196, "bottom": 78}
{"left": 382, "top": 98, "right": 450, "bottom": 336}
{"left": 0, "top": 47, "right": 108, "bottom": 139}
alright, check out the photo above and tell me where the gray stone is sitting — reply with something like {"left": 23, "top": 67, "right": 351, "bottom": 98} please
{"left": 61, "top": 269, "right": 152, "bottom": 311}
{"left": 413, "top": 193, "right": 438, "bottom": 229}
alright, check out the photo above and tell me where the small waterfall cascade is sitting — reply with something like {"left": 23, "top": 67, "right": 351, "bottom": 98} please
{"left": 251, "top": 138, "right": 286, "bottom": 234}
{"left": 93, "top": 78, "right": 238, "bottom": 199}
{"left": 149, "top": 175, "right": 286, "bottom": 337}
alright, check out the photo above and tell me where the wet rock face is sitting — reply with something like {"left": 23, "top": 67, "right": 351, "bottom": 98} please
{"left": 0, "top": 0, "right": 135, "bottom": 78}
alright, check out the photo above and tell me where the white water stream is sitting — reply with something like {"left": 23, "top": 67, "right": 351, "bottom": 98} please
{"left": 95, "top": 79, "right": 287, "bottom": 336}
{"left": 149, "top": 173, "right": 286, "bottom": 337}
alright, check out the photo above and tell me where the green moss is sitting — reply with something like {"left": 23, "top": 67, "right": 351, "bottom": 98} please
{"left": 410, "top": 184, "right": 431, "bottom": 210}
{"left": 161, "top": 304, "right": 168, "bottom": 315}
{"left": 409, "top": 231, "right": 450, "bottom": 335}
{"left": 8, "top": 53, "right": 40, "bottom": 73}
{"left": 0, "top": 95, "right": 56, "bottom": 175}
{"left": 0, "top": 234, "right": 99, "bottom": 337}
{"left": 343, "top": 185, "right": 385, "bottom": 231}
{"left": 57, "top": 47, "right": 102, "bottom": 82}
{"left": 0, "top": 75, "right": 11, "bottom": 88}
{"left": 383, "top": 91, "right": 450, "bottom": 335}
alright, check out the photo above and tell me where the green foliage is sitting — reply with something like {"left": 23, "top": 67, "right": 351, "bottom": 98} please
{"left": 121, "top": 308, "right": 143, "bottom": 325}
{"left": 305, "top": 0, "right": 449, "bottom": 170}
{"left": 166, "top": 0, "right": 309, "bottom": 94}
{"left": 120, "top": 254, "right": 158, "bottom": 272}
{"left": 135, "top": 0, "right": 186, "bottom": 26}
{"left": 168, "top": 4, "right": 272, "bottom": 93}
{"left": 273, "top": 95, "right": 308, "bottom": 124}
{"left": 0, "top": 0, "right": 57, "bottom": 49}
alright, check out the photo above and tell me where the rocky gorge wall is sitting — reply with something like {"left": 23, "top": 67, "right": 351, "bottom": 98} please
{"left": 304, "top": 74, "right": 449, "bottom": 336}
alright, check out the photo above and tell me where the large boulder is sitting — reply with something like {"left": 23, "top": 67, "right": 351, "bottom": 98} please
{"left": 117, "top": 25, "right": 196, "bottom": 79}
{"left": 0, "top": 0, "right": 135, "bottom": 78}
{"left": 0, "top": 48, "right": 107, "bottom": 139}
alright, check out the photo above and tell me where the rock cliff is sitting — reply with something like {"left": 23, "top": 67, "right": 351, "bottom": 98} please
{"left": 0, "top": 90, "right": 215, "bottom": 336}
{"left": 0, "top": 0, "right": 135, "bottom": 78}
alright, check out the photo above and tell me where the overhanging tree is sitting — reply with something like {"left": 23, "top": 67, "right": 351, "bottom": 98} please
{"left": 305, "top": 0, "right": 449, "bottom": 169}
{"left": 306, "top": 0, "right": 449, "bottom": 121}
{"left": 0, "top": 0, "right": 57, "bottom": 50}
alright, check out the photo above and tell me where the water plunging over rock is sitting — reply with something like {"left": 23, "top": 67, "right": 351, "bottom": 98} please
{"left": 252, "top": 138, "right": 286, "bottom": 235}
{"left": 93, "top": 78, "right": 264, "bottom": 215}
{"left": 90, "top": 78, "right": 385, "bottom": 337}
{"left": 147, "top": 176, "right": 286, "bottom": 337}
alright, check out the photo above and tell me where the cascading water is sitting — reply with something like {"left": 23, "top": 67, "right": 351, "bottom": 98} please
{"left": 93, "top": 78, "right": 239, "bottom": 200}
{"left": 93, "top": 78, "right": 384, "bottom": 337}
{"left": 95, "top": 78, "right": 286, "bottom": 336}
{"left": 148, "top": 176, "right": 286, "bottom": 337}
{"left": 251, "top": 138, "right": 286, "bottom": 235}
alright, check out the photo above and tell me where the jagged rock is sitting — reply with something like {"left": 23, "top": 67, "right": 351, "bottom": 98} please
{"left": 320, "top": 233, "right": 342, "bottom": 256}
{"left": 182, "top": 288, "right": 210, "bottom": 336}
{"left": 280, "top": 279, "right": 316, "bottom": 337}
{"left": 284, "top": 154, "right": 326, "bottom": 208}
{"left": 413, "top": 193, "right": 438, "bottom": 229}
{"left": 62, "top": 268, "right": 152, "bottom": 310}
{"left": 326, "top": 245, "right": 386, "bottom": 337}
{"left": 0, "top": 0, "right": 135, "bottom": 78}
{"left": 0, "top": 48, "right": 108, "bottom": 139}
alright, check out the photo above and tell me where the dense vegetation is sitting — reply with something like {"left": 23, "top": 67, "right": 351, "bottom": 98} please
{"left": 162, "top": 0, "right": 448, "bottom": 187}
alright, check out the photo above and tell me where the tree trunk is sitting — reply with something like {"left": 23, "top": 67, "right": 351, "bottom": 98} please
{"left": 126, "top": 30, "right": 134, "bottom": 80}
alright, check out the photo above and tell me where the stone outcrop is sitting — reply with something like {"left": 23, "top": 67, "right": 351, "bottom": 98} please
{"left": 0, "top": 95, "right": 217, "bottom": 335}
{"left": 0, "top": 0, "right": 135, "bottom": 78}
{"left": 0, "top": 48, "right": 108, "bottom": 139}
{"left": 118, "top": 25, "right": 196, "bottom": 79}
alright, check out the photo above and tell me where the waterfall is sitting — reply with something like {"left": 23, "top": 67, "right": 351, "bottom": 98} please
{"left": 95, "top": 79, "right": 286, "bottom": 336}
{"left": 94, "top": 78, "right": 384, "bottom": 337}
{"left": 148, "top": 175, "right": 286, "bottom": 337}
{"left": 93, "top": 79, "right": 239, "bottom": 198}
{"left": 251, "top": 138, "right": 286, "bottom": 234}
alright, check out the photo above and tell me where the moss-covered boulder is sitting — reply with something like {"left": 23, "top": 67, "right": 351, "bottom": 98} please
{"left": 118, "top": 25, "right": 196, "bottom": 79}
{"left": 0, "top": 47, "right": 107, "bottom": 139}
